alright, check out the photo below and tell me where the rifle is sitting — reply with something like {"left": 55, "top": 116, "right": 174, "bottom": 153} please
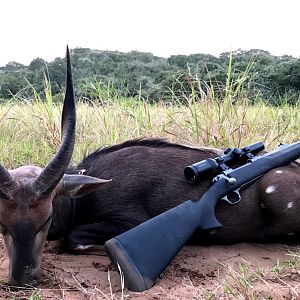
{"left": 105, "top": 141, "right": 300, "bottom": 292}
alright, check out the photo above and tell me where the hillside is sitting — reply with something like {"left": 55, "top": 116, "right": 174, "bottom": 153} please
{"left": 0, "top": 48, "right": 300, "bottom": 103}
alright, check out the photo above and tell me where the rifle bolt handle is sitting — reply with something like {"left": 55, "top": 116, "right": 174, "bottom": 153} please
{"left": 227, "top": 177, "right": 237, "bottom": 185}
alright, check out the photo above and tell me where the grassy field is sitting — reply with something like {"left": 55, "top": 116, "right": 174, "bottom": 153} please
{"left": 2, "top": 55, "right": 300, "bottom": 168}
{"left": 0, "top": 93, "right": 299, "bottom": 170}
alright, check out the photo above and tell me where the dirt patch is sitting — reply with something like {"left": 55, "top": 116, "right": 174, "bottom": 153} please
{"left": 0, "top": 237, "right": 299, "bottom": 299}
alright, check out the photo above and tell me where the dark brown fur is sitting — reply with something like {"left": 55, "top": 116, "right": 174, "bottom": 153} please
{"left": 48, "top": 138, "right": 300, "bottom": 250}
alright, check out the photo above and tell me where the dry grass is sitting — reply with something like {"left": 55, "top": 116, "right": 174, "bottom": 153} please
{"left": 182, "top": 252, "right": 300, "bottom": 300}
{"left": 0, "top": 97, "right": 300, "bottom": 169}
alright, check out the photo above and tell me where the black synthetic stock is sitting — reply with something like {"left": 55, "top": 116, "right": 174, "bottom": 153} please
{"left": 105, "top": 141, "right": 300, "bottom": 292}
{"left": 105, "top": 196, "right": 222, "bottom": 291}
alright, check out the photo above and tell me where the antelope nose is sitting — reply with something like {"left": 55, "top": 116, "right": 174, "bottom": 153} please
{"left": 10, "top": 265, "right": 41, "bottom": 287}
{"left": 9, "top": 275, "right": 38, "bottom": 287}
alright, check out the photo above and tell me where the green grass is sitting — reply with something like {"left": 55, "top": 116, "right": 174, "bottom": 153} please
{"left": 0, "top": 93, "right": 300, "bottom": 170}
{"left": 28, "top": 289, "right": 43, "bottom": 300}
{"left": 1, "top": 58, "right": 299, "bottom": 169}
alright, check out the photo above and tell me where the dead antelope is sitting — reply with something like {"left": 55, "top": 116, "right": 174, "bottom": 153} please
{"left": 1, "top": 49, "right": 300, "bottom": 287}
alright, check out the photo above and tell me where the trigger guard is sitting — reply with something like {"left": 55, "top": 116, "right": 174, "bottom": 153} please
{"left": 221, "top": 190, "right": 241, "bottom": 205}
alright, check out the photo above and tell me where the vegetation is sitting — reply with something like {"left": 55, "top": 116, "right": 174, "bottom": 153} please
{"left": 0, "top": 69, "right": 300, "bottom": 170}
{"left": 0, "top": 50, "right": 300, "bottom": 299}
{"left": 0, "top": 48, "right": 300, "bottom": 104}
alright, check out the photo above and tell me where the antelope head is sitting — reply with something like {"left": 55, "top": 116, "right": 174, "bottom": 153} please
{"left": 0, "top": 47, "right": 108, "bottom": 286}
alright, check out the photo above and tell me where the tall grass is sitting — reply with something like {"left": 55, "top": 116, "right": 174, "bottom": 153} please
{"left": 0, "top": 64, "right": 300, "bottom": 169}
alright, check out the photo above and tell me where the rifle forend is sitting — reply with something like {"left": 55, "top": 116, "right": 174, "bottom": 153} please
{"left": 105, "top": 141, "right": 300, "bottom": 292}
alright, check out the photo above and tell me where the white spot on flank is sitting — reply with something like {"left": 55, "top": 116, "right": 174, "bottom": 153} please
{"left": 265, "top": 185, "right": 276, "bottom": 194}
{"left": 275, "top": 170, "right": 283, "bottom": 174}
{"left": 287, "top": 202, "right": 294, "bottom": 209}
{"left": 72, "top": 244, "right": 94, "bottom": 251}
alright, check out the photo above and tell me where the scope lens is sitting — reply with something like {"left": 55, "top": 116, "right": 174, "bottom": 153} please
{"left": 184, "top": 166, "right": 198, "bottom": 183}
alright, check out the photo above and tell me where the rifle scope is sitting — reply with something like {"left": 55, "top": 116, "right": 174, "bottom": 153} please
{"left": 184, "top": 141, "right": 264, "bottom": 183}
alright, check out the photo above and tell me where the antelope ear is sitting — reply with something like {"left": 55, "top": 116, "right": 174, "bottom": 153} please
{"left": 59, "top": 174, "right": 111, "bottom": 197}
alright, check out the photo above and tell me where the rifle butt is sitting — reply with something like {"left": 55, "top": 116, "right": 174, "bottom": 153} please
{"left": 105, "top": 237, "right": 154, "bottom": 292}
{"left": 105, "top": 199, "right": 222, "bottom": 291}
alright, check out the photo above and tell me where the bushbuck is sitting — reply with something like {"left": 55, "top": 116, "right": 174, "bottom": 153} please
{"left": 0, "top": 48, "right": 299, "bottom": 287}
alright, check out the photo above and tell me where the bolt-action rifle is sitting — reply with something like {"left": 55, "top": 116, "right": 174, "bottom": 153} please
{"left": 105, "top": 141, "right": 300, "bottom": 292}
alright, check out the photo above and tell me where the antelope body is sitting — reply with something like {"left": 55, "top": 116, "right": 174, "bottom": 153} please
{"left": 0, "top": 49, "right": 300, "bottom": 286}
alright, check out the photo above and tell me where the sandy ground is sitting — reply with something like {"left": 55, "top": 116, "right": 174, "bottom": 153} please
{"left": 0, "top": 237, "right": 299, "bottom": 299}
